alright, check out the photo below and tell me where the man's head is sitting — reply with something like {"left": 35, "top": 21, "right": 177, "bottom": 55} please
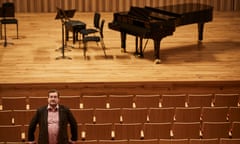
{"left": 48, "top": 89, "right": 60, "bottom": 108}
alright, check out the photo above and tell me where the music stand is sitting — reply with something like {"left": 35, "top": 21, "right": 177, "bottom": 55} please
{"left": 55, "top": 8, "right": 76, "bottom": 60}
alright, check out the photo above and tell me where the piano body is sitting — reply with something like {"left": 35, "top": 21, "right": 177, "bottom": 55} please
{"left": 108, "top": 3, "right": 213, "bottom": 63}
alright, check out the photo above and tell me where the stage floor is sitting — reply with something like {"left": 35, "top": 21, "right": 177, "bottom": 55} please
{"left": 0, "top": 12, "right": 239, "bottom": 83}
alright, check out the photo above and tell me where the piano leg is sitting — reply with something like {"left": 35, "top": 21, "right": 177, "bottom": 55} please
{"left": 198, "top": 23, "right": 204, "bottom": 41}
{"left": 135, "top": 36, "right": 139, "bottom": 55}
{"left": 139, "top": 37, "right": 144, "bottom": 58}
{"left": 154, "top": 38, "right": 162, "bottom": 64}
{"left": 121, "top": 32, "right": 127, "bottom": 52}
{"left": 135, "top": 37, "right": 144, "bottom": 58}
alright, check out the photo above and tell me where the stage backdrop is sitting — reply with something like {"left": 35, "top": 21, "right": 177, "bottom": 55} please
{"left": 0, "top": 0, "right": 239, "bottom": 12}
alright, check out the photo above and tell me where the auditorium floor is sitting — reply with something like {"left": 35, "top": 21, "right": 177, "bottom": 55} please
{"left": 0, "top": 12, "right": 239, "bottom": 83}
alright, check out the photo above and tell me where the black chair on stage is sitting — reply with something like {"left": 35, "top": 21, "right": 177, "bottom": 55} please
{"left": 0, "top": 2, "right": 18, "bottom": 47}
{"left": 80, "top": 12, "right": 101, "bottom": 36}
{"left": 82, "top": 19, "right": 106, "bottom": 58}
{"left": 64, "top": 10, "right": 86, "bottom": 45}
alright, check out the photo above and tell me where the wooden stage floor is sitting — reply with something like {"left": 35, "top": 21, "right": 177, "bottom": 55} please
{"left": 0, "top": 12, "right": 239, "bottom": 84}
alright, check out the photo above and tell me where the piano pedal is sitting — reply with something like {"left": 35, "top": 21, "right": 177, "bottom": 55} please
{"left": 154, "top": 59, "right": 162, "bottom": 64}
{"left": 134, "top": 52, "right": 144, "bottom": 58}
{"left": 121, "top": 48, "right": 126, "bottom": 53}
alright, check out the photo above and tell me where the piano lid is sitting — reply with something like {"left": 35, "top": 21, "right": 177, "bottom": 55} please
{"left": 128, "top": 6, "right": 177, "bottom": 21}
{"left": 146, "top": 3, "right": 213, "bottom": 17}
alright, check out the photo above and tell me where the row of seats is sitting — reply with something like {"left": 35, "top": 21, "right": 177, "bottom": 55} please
{"left": 1, "top": 122, "right": 240, "bottom": 142}
{"left": 0, "top": 93, "right": 239, "bottom": 110}
{"left": 71, "top": 107, "right": 240, "bottom": 124}
{"left": 1, "top": 107, "right": 240, "bottom": 125}
{"left": 1, "top": 138, "right": 240, "bottom": 144}
{"left": 76, "top": 122, "right": 240, "bottom": 140}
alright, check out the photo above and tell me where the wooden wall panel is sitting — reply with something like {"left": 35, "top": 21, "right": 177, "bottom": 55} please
{"left": 0, "top": 0, "right": 239, "bottom": 12}
{"left": 234, "top": 0, "right": 240, "bottom": 11}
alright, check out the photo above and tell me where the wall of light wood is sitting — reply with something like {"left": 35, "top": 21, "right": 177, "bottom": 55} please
{"left": 0, "top": 0, "right": 239, "bottom": 12}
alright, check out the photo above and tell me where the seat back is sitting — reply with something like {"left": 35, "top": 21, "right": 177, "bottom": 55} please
{"left": 28, "top": 96, "right": 47, "bottom": 110}
{"left": 188, "top": 94, "right": 214, "bottom": 107}
{"left": 121, "top": 108, "right": 148, "bottom": 123}
{"left": 83, "top": 123, "right": 113, "bottom": 140}
{"left": 228, "top": 107, "right": 240, "bottom": 122}
{"left": 202, "top": 107, "right": 229, "bottom": 122}
{"left": 60, "top": 95, "right": 80, "bottom": 109}
{"left": 174, "top": 107, "right": 202, "bottom": 122}
{"left": 114, "top": 123, "right": 143, "bottom": 140}
{"left": 94, "top": 108, "right": 121, "bottom": 124}
{"left": 202, "top": 122, "right": 231, "bottom": 139}
{"left": 172, "top": 122, "right": 201, "bottom": 139}
{"left": 189, "top": 138, "right": 219, "bottom": 144}
{"left": 0, "top": 110, "right": 13, "bottom": 125}
{"left": 2, "top": 2, "right": 15, "bottom": 18}
{"left": 219, "top": 138, "right": 240, "bottom": 144}
{"left": 231, "top": 122, "right": 240, "bottom": 138}
{"left": 93, "top": 12, "right": 101, "bottom": 29}
{"left": 108, "top": 95, "right": 134, "bottom": 108}
{"left": 158, "top": 139, "right": 189, "bottom": 144}
{"left": 2, "top": 96, "right": 27, "bottom": 110}
{"left": 99, "top": 19, "right": 105, "bottom": 38}
{"left": 134, "top": 94, "right": 160, "bottom": 108}
{"left": 148, "top": 107, "right": 175, "bottom": 123}
{"left": 214, "top": 93, "right": 239, "bottom": 107}
{"left": 143, "top": 122, "right": 172, "bottom": 139}
{"left": 71, "top": 108, "right": 94, "bottom": 124}
{"left": 81, "top": 95, "right": 108, "bottom": 109}
{"left": 161, "top": 94, "right": 187, "bottom": 107}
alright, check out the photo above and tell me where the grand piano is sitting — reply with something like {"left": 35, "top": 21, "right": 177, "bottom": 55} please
{"left": 108, "top": 3, "right": 213, "bottom": 63}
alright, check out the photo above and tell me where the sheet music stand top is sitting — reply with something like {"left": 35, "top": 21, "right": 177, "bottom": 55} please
{"left": 55, "top": 7, "right": 76, "bottom": 20}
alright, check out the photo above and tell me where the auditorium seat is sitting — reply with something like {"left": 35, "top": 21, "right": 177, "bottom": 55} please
{"left": 94, "top": 108, "right": 121, "bottom": 124}
{"left": 202, "top": 122, "right": 231, "bottom": 139}
{"left": 99, "top": 140, "right": 128, "bottom": 144}
{"left": 174, "top": 107, "right": 202, "bottom": 122}
{"left": 0, "top": 125, "right": 24, "bottom": 142}
{"left": 134, "top": 94, "right": 161, "bottom": 108}
{"left": 219, "top": 138, "right": 240, "bottom": 144}
{"left": 148, "top": 107, "right": 175, "bottom": 123}
{"left": 161, "top": 94, "right": 187, "bottom": 107}
{"left": 28, "top": 96, "right": 47, "bottom": 110}
{"left": 187, "top": 94, "right": 214, "bottom": 107}
{"left": 114, "top": 123, "right": 143, "bottom": 140}
{"left": 83, "top": 123, "right": 113, "bottom": 140}
{"left": 24, "top": 124, "right": 39, "bottom": 142}
{"left": 143, "top": 123, "right": 172, "bottom": 139}
{"left": 228, "top": 107, "right": 240, "bottom": 122}
{"left": 121, "top": 108, "right": 148, "bottom": 123}
{"left": 12, "top": 109, "right": 36, "bottom": 125}
{"left": 201, "top": 107, "right": 229, "bottom": 122}
{"left": 1, "top": 96, "right": 27, "bottom": 110}
{"left": 189, "top": 138, "right": 219, "bottom": 144}
{"left": 81, "top": 95, "right": 108, "bottom": 109}
{"left": 0, "top": 110, "right": 13, "bottom": 125}
{"left": 60, "top": 95, "right": 80, "bottom": 109}
{"left": 231, "top": 122, "right": 240, "bottom": 138}
{"left": 5, "top": 142, "right": 25, "bottom": 144}
{"left": 214, "top": 94, "right": 239, "bottom": 107}
{"left": 78, "top": 124, "right": 84, "bottom": 140}
{"left": 158, "top": 139, "right": 189, "bottom": 144}
{"left": 108, "top": 95, "right": 134, "bottom": 108}
{"left": 172, "top": 122, "right": 201, "bottom": 139}
{"left": 71, "top": 108, "right": 94, "bottom": 124}
{"left": 76, "top": 140, "right": 98, "bottom": 144}
{"left": 129, "top": 139, "right": 159, "bottom": 144}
